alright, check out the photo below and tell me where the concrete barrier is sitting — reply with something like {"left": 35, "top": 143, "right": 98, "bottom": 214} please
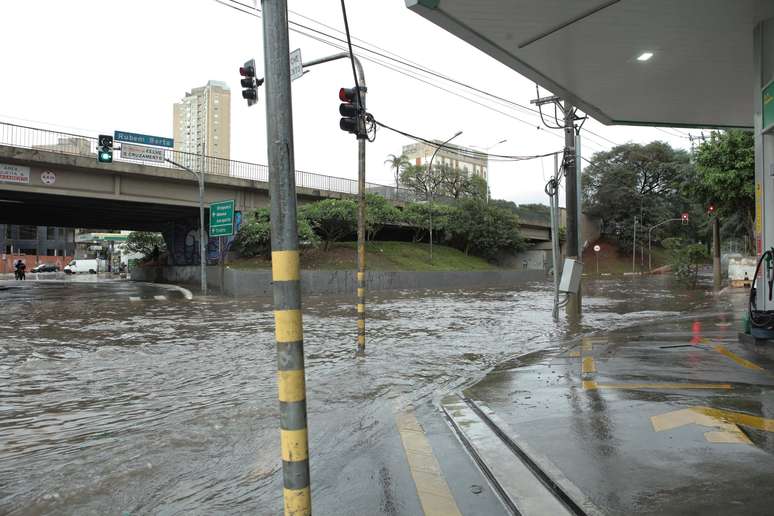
{"left": 131, "top": 266, "right": 547, "bottom": 297}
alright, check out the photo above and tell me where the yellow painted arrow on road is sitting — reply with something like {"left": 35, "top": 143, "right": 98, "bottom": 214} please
{"left": 651, "top": 406, "right": 774, "bottom": 445}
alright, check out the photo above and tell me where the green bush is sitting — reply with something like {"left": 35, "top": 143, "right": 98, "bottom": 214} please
{"left": 663, "top": 237, "right": 707, "bottom": 287}
{"left": 449, "top": 199, "right": 525, "bottom": 260}
{"left": 235, "top": 208, "right": 319, "bottom": 258}
{"left": 299, "top": 199, "right": 357, "bottom": 250}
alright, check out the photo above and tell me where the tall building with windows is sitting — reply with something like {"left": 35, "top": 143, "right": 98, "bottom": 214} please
{"left": 402, "top": 141, "right": 488, "bottom": 182}
{"left": 173, "top": 80, "right": 231, "bottom": 160}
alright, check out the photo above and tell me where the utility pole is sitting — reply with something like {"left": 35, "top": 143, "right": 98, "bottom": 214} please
{"left": 427, "top": 131, "right": 463, "bottom": 264}
{"left": 262, "top": 1, "right": 311, "bottom": 514}
{"left": 632, "top": 216, "right": 638, "bottom": 274}
{"left": 713, "top": 215, "right": 721, "bottom": 289}
{"left": 564, "top": 102, "right": 581, "bottom": 317}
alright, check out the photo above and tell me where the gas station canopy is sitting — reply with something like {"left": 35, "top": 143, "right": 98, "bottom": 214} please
{"left": 407, "top": 0, "right": 774, "bottom": 128}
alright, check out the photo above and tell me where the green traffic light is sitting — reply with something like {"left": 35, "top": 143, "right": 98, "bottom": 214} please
{"left": 98, "top": 150, "right": 112, "bottom": 163}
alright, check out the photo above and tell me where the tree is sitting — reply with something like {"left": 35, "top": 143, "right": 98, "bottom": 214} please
{"left": 235, "top": 208, "right": 319, "bottom": 258}
{"left": 402, "top": 202, "right": 456, "bottom": 243}
{"left": 686, "top": 130, "right": 755, "bottom": 251}
{"left": 448, "top": 199, "right": 525, "bottom": 259}
{"left": 400, "top": 164, "right": 444, "bottom": 199}
{"left": 125, "top": 232, "right": 166, "bottom": 259}
{"left": 384, "top": 153, "right": 410, "bottom": 191}
{"left": 298, "top": 199, "right": 357, "bottom": 251}
{"left": 365, "top": 193, "right": 400, "bottom": 241}
{"left": 582, "top": 141, "right": 692, "bottom": 251}
{"left": 663, "top": 237, "right": 708, "bottom": 288}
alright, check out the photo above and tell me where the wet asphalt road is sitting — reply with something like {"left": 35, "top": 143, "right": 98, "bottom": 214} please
{"left": 0, "top": 275, "right": 713, "bottom": 515}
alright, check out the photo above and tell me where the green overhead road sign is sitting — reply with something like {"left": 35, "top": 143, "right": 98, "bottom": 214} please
{"left": 209, "top": 200, "right": 235, "bottom": 237}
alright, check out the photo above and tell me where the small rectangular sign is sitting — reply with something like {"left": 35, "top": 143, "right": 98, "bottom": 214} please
{"left": 290, "top": 48, "right": 304, "bottom": 82}
{"left": 209, "top": 199, "right": 235, "bottom": 237}
{"left": 121, "top": 143, "right": 166, "bottom": 163}
{"left": 114, "top": 130, "right": 174, "bottom": 148}
{"left": 0, "top": 163, "right": 30, "bottom": 184}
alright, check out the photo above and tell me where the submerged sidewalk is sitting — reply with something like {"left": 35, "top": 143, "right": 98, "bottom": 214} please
{"left": 445, "top": 291, "right": 774, "bottom": 515}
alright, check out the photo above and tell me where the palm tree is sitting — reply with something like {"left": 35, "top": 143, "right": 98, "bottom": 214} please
{"left": 384, "top": 153, "right": 410, "bottom": 191}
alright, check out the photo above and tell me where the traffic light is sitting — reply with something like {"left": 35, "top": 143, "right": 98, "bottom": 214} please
{"left": 681, "top": 212, "right": 690, "bottom": 225}
{"left": 239, "top": 59, "right": 263, "bottom": 107}
{"left": 97, "top": 134, "right": 113, "bottom": 163}
{"left": 707, "top": 203, "right": 716, "bottom": 215}
{"left": 339, "top": 87, "right": 364, "bottom": 137}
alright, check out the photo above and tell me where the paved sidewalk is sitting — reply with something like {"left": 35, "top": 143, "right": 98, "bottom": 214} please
{"left": 458, "top": 291, "right": 774, "bottom": 515}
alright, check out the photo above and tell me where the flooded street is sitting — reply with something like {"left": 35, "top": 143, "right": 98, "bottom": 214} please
{"left": 1, "top": 276, "right": 714, "bottom": 515}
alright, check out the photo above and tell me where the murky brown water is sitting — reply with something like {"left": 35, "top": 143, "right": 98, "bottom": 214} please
{"left": 0, "top": 276, "right": 711, "bottom": 515}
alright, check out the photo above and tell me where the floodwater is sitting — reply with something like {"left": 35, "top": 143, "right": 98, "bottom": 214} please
{"left": 0, "top": 275, "right": 712, "bottom": 515}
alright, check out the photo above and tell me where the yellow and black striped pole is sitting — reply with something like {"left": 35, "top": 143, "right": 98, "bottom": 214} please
{"left": 262, "top": 0, "right": 311, "bottom": 514}
{"left": 357, "top": 137, "right": 366, "bottom": 353}
{"left": 355, "top": 75, "right": 367, "bottom": 354}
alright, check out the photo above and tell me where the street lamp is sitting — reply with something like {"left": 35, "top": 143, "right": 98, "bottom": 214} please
{"left": 165, "top": 157, "right": 207, "bottom": 296}
{"left": 427, "top": 130, "right": 463, "bottom": 264}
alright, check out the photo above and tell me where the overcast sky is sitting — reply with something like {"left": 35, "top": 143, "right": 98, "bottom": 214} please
{"left": 1, "top": 0, "right": 697, "bottom": 206}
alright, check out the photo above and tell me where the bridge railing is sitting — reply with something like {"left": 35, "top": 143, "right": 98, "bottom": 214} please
{"left": 0, "top": 121, "right": 419, "bottom": 202}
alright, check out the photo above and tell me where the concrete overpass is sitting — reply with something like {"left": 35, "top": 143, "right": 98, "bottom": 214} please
{"left": 0, "top": 121, "right": 565, "bottom": 265}
{"left": 0, "top": 122, "right": 417, "bottom": 231}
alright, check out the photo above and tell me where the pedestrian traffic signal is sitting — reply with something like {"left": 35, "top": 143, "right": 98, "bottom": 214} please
{"left": 239, "top": 59, "right": 262, "bottom": 107}
{"left": 97, "top": 134, "right": 113, "bottom": 163}
{"left": 339, "top": 87, "right": 364, "bottom": 137}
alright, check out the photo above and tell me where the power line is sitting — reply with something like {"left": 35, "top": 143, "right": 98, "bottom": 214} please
{"left": 213, "top": 0, "right": 613, "bottom": 152}
{"left": 374, "top": 120, "right": 562, "bottom": 162}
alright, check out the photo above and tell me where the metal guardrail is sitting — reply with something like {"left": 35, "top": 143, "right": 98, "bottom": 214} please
{"left": 0, "top": 121, "right": 419, "bottom": 202}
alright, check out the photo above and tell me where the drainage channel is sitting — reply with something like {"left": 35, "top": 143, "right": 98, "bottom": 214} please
{"left": 441, "top": 394, "right": 601, "bottom": 516}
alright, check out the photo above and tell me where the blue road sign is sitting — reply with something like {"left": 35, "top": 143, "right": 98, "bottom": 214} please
{"left": 114, "top": 130, "right": 174, "bottom": 148}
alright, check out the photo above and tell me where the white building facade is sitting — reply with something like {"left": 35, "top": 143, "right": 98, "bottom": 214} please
{"left": 173, "top": 80, "right": 231, "bottom": 160}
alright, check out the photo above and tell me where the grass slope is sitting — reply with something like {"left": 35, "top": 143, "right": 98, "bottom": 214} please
{"left": 229, "top": 241, "right": 498, "bottom": 272}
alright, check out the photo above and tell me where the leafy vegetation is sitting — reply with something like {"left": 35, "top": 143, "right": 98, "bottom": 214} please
{"left": 688, "top": 130, "right": 755, "bottom": 252}
{"left": 298, "top": 199, "right": 357, "bottom": 251}
{"left": 125, "top": 232, "right": 166, "bottom": 260}
{"left": 235, "top": 208, "right": 318, "bottom": 258}
{"left": 662, "top": 237, "right": 708, "bottom": 287}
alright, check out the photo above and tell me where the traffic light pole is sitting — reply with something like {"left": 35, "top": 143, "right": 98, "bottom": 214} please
{"left": 262, "top": 1, "right": 311, "bottom": 514}
{"left": 253, "top": 52, "right": 368, "bottom": 353}
{"left": 165, "top": 158, "right": 207, "bottom": 296}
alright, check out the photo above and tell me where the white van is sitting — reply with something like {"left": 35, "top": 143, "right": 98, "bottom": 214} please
{"left": 64, "top": 259, "right": 102, "bottom": 274}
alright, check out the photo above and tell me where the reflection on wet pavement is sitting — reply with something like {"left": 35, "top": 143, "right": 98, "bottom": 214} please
{"left": 0, "top": 276, "right": 712, "bottom": 514}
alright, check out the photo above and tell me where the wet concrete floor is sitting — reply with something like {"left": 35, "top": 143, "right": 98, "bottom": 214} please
{"left": 0, "top": 275, "right": 716, "bottom": 514}
{"left": 465, "top": 287, "right": 774, "bottom": 515}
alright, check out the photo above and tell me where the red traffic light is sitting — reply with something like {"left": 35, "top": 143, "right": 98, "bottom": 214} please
{"left": 707, "top": 204, "right": 716, "bottom": 214}
{"left": 339, "top": 87, "right": 358, "bottom": 103}
{"left": 240, "top": 65, "right": 255, "bottom": 77}
{"left": 681, "top": 212, "right": 689, "bottom": 224}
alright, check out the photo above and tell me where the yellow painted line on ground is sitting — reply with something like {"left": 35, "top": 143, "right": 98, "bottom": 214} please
{"left": 651, "top": 406, "right": 774, "bottom": 445}
{"left": 584, "top": 382, "right": 731, "bottom": 391}
{"left": 582, "top": 357, "right": 596, "bottom": 374}
{"left": 581, "top": 338, "right": 592, "bottom": 353}
{"left": 395, "top": 410, "right": 462, "bottom": 516}
{"left": 712, "top": 345, "right": 765, "bottom": 371}
{"left": 567, "top": 350, "right": 581, "bottom": 358}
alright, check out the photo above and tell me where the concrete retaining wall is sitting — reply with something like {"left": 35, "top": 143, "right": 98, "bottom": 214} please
{"left": 131, "top": 266, "right": 547, "bottom": 297}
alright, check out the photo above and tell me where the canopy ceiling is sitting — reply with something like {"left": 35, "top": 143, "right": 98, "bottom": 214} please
{"left": 407, "top": 0, "right": 774, "bottom": 127}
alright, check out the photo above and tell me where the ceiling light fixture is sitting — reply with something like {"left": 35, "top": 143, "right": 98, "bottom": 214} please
{"left": 637, "top": 52, "right": 654, "bottom": 62}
